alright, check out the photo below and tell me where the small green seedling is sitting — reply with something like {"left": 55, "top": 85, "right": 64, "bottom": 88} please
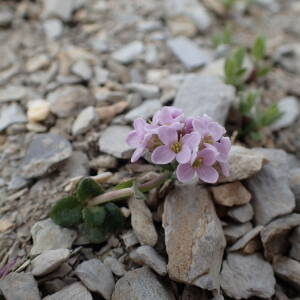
{"left": 212, "top": 24, "right": 232, "bottom": 48}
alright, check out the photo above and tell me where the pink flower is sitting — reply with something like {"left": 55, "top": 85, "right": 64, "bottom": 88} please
{"left": 151, "top": 126, "right": 200, "bottom": 164}
{"left": 152, "top": 106, "right": 185, "bottom": 130}
{"left": 214, "top": 137, "right": 231, "bottom": 177}
{"left": 176, "top": 144, "right": 219, "bottom": 183}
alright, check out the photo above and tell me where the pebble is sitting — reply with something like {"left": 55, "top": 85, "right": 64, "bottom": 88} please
{"left": 221, "top": 253, "right": 275, "bottom": 299}
{"left": 43, "top": 19, "right": 63, "bottom": 39}
{"left": 0, "top": 85, "right": 27, "bottom": 102}
{"left": 274, "top": 43, "right": 300, "bottom": 74}
{"left": 0, "top": 272, "right": 41, "bottom": 300}
{"left": 8, "top": 174, "right": 29, "bottom": 191}
{"left": 167, "top": 16, "right": 197, "bottom": 37}
{"left": 0, "top": 7, "right": 13, "bottom": 27}
{"left": 126, "top": 83, "right": 160, "bottom": 99}
{"left": 112, "top": 41, "right": 144, "bottom": 64}
{"left": 121, "top": 230, "right": 139, "bottom": 249}
{"left": 72, "top": 106, "right": 98, "bottom": 136}
{"left": 94, "top": 66, "right": 109, "bottom": 85}
{"left": 89, "top": 155, "right": 117, "bottom": 169}
{"left": 289, "top": 168, "right": 300, "bottom": 212}
{"left": 167, "top": 36, "right": 212, "bottom": 70}
{"left": 136, "top": 246, "right": 167, "bottom": 276}
{"left": 75, "top": 259, "right": 115, "bottom": 300}
{"left": 224, "top": 222, "right": 253, "bottom": 244}
{"left": 27, "top": 99, "right": 51, "bottom": 123}
{"left": 21, "top": 133, "right": 72, "bottom": 179}
{"left": 31, "top": 249, "right": 70, "bottom": 276}
{"left": 71, "top": 60, "right": 93, "bottom": 81}
{"left": 112, "top": 267, "right": 175, "bottom": 300}
{"left": 289, "top": 226, "right": 300, "bottom": 261}
{"left": 26, "top": 54, "right": 50, "bottom": 73}
{"left": 174, "top": 75, "right": 235, "bottom": 124}
{"left": 104, "top": 256, "right": 126, "bottom": 277}
{"left": 227, "top": 203, "right": 254, "bottom": 223}
{"left": 63, "top": 151, "right": 89, "bottom": 177}
{"left": 98, "top": 125, "right": 132, "bottom": 159}
{"left": 30, "top": 218, "right": 77, "bottom": 256}
{"left": 0, "top": 103, "right": 27, "bottom": 131}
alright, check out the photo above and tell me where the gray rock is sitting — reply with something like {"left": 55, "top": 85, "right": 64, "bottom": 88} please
{"left": 289, "top": 168, "right": 300, "bottom": 212}
{"left": 0, "top": 85, "right": 27, "bottom": 102}
{"left": 31, "top": 249, "right": 70, "bottom": 276}
{"left": 112, "top": 267, "right": 175, "bottom": 300}
{"left": 163, "top": 185, "right": 226, "bottom": 291}
{"left": 43, "top": 19, "right": 63, "bottom": 39}
{"left": 136, "top": 246, "right": 167, "bottom": 276}
{"left": 8, "top": 174, "right": 29, "bottom": 191}
{"left": 260, "top": 213, "right": 300, "bottom": 260}
{"left": 0, "top": 272, "right": 41, "bottom": 300}
{"left": 273, "top": 256, "right": 300, "bottom": 290}
{"left": 0, "top": 8, "right": 13, "bottom": 27}
{"left": 128, "top": 195, "right": 158, "bottom": 246}
{"left": 30, "top": 219, "right": 77, "bottom": 256}
{"left": 75, "top": 259, "right": 114, "bottom": 299}
{"left": 174, "top": 75, "right": 235, "bottom": 124}
{"left": 71, "top": 60, "right": 92, "bottom": 81}
{"left": 270, "top": 97, "right": 300, "bottom": 130}
{"left": 43, "top": 282, "right": 92, "bottom": 300}
{"left": 104, "top": 256, "right": 126, "bottom": 277}
{"left": 64, "top": 151, "right": 89, "bottom": 177}
{"left": 0, "top": 103, "right": 27, "bottom": 131}
{"left": 99, "top": 125, "right": 132, "bottom": 159}
{"left": 246, "top": 149, "right": 295, "bottom": 225}
{"left": 124, "top": 100, "right": 161, "bottom": 122}
{"left": 72, "top": 106, "right": 98, "bottom": 136}
{"left": 290, "top": 226, "right": 300, "bottom": 261}
{"left": 228, "top": 203, "right": 254, "bottom": 223}
{"left": 47, "top": 85, "right": 95, "bottom": 118}
{"left": 21, "top": 133, "right": 72, "bottom": 179}
{"left": 221, "top": 253, "right": 275, "bottom": 299}
{"left": 94, "top": 67, "right": 109, "bottom": 85}
{"left": 112, "top": 41, "right": 144, "bottom": 64}
{"left": 224, "top": 222, "right": 253, "bottom": 244}
{"left": 167, "top": 37, "right": 212, "bottom": 70}
{"left": 182, "top": 286, "right": 208, "bottom": 300}
{"left": 274, "top": 44, "right": 300, "bottom": 74}
{"left": 126, "top": 83, "right": 160, "bottom": 99}
{"left": 89, "top": 155, "right": 117, "bottom": 170}
{"left": 121, "top": 230, "right": 139, "bottom": 248}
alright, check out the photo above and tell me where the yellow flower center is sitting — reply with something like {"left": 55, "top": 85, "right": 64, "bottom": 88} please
{"left": 203, "top": 135, "right": 213, "bottom": 144}
{"left": 192, "top": 157, "right": 203, "bottom": 168}
{"left": 147, "top": 135, "right": 163, "bottom": 151}
{"left": 171, "top": 142, "right": 182, "bottom": 153}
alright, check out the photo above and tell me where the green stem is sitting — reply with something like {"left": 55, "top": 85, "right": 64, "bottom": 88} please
{"left": 138, "top": 172, "right": 171, "bottom": 193}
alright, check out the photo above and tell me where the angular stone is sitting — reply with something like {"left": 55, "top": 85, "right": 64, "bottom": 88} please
{"left": 211, "top": 182, "right": 251, "bottom": 207}
{"left": 0, "top": 272, "right": 41, "bottom": 300}
{"left": 124, "top": 100, "right": 161, "bottom": 122}
{"left": 112, "top": 41, "right": 144, "bottom": 64}
{"left": 112, "top": 267, "right": 175, "bottom": 300}
{"left": 64, "top": 151, "right": 89, "bottom": 178}
{"left": 21, "top": 133, "right": 72, "bottom": 179}
{"left": 174, "top": 75, "right": 235, "bottom": 124}
{"left": 43, "top": 19, "right": 63, "bottom": 39}
{"left": 289, "top": 168, "right": 300, "bottom": 212}
{"left": 163, "top": 185, "right": 226, "bottom": 291}
{"left": 30, "top": 219, "right": 77, "bottom": 256}
{"left": 31, "top": 249, "right": 70, "bottom": 276}
{"left": 47, "top": 85, "right": 95, "bottom": 118}
{"left": 126, "top": 83, "right": 160, "bottom": 99}
{"left": 72, "top": 106, "right": 98, "bottom": 136}
{"left": 246, "top": 149, "right": 295, "bottom": 225}
{"left": 167, "top": 37, "right": 212, "bottom": 70}
{"left": 75, "top": 259, "right": 114, "bottom": 300}
{"left": 71, "top": 60, "right": 92, "bottom": 81}
{"left": 99, "top": 125, "right": 132, "bottom": 159}
{"left": 43, "top": 282, "right": 92, "bottom": 300}
{"left": 0, "top": 85, "right": 27, "bottom": 102}
{"left": 182, "top": 286, "right": 208, "bottom": 300}
{"left": 136, "top": 246, "right": 167, "bottom": 276}
{"left": 26, "top": 54, "right": 50, "bottom": 73}
{"left": 260, "top": 213, "right": 300, "bottom": 260}
{"left": 220, "top": 253, "right": 275, "bottom": 299}
{"left": 0, "top": 103, "right": 27, "bottom": 131}
{"left": 128, "top": 195, "right": 158, "bottom": 246}
{"left": 223, "top": 222, "right": 253, "bottom": 244}
{"left": 290, "top": 226, "right": 300, "bottom": 261}
{"left": 227, "top": 203, "right": 254, "bottom": 223}
{"left": 104, "top": 256, "right": 126, "bottom": 277}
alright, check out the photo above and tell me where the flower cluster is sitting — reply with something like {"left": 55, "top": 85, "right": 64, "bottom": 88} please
{"left": 127, "top": 106, "right": 231, "bottom": 184}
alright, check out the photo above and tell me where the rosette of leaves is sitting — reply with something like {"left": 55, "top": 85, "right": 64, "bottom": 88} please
{"left": 50, "top": 178, "right": 126, "bottom": 244}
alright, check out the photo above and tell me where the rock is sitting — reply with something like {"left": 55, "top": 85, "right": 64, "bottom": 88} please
{"left": 229, "top": 225, "right": 263, "bottom": 252}
{"left": 128, "top": 195, "right": 158, "bottom": 246}
{"left": 167, "top": 16, "right": 197, "bottom": 37}
{"left": 112, "top": 41, "right": 144, "bottom": 64}
{"left": 289, "top": 168, "right": 300, "bottom": 212}
{"left": 174, "top": 75, "right": 235, "bottom": 124}
{"left": 0, "top": 272, "right": 41, "bottom": 300}
{"left": 72, "top": 106, "right": 98, "bottom": 136}
{"left": 167, "top": 37, "right": 212, "bottom": 70}
{"left": 94, "top": 66, "right": 109, "bottom": 85}
{"left": 124, "top": 100, "right": 161, "bottom": 122}
{"left": 31, "top": 249, "right": 70, "bottom": 276}
{"left": 224, "top": 222, "right": 253, "bottom": 244}
{"left": 274, "top": 44, "right": 300, "bottom": 74}
{"left": 211, "top": 182, "right": 251, "bottom": 207}
{"left": 126, "top": 83, "right": 160, "bottom": 99}
{"left": 71, "top": 60, "right": 93, "bottom": 81}
{"left": 0, "top": 103, "right": 27, "bottom": 131}
{"left": 0, "top": 8, "right": 13, "bottom": 27}
{"left": 0, "top": 85, "right": 27, "bottom": 102}
{"left": 228, "top": 203, "right": 254, "bottom": 223}
{"left": 90, "top": 155, "right": 117, "bottom": 169}
{"left": 64, "top": 151, "right": 89, "bottom": 177}
{"left": 273, "top": 256, "right": 300, "bottom": 290}
{"left": 221, "top": 253, "right": 275, "bottom": 299}
{"left": 112, "top": 267, "right": 175, "bottom": 300}
{"left": 47, "top": 85, "right": 95, "bottom": 118}
{"left": 30, "top": 218, "right": 77, "bottom": 256}
{"left": 99, "top": 125, "right": 132, "bottom": 159}
{"left": 136, "top": 246, "right": 167, "bottom": 276}
{"left": 200, "top": 58, "right": 225, "bottom": 78}
{"left": 26, "top": 54, "right": 50, "bottom": 73}
{"left": 121, "top": 230, "right": 139, "bottom": 248}
{"left": 75, "top": 259, "right": 115, "bottom": 299}
{"left": 260, "top": 213, "right": 300, "bottom": 260}
{"left": 43, "top": 19, "right": 63, "bottom": 39}
{"left": 104, "top": 256, "right": 126, "bottom": 277}
{"left": 96, "top": 101, "right": 128, "bottom": 123}
{"left": 8, "top": 174, "right": 29, "bottom": 191}
{"left": 270, "top": 97, "right": 299, "bottom": 131}
{"left": 43, "top": 282, "right": 92, "bottom": 300}
{"left": 290, "top": 226, "right": 300, "bottom": 261}
{"left": 21, "top": 133, "right": 72, "bottom": 179}
{"left": 163, "top": 185, "right": 226, "bottom": 291}
{"left": 246, "top": 149, "right": 295, "bottom": 225}
{"left": 27, "top": 99, "right": 51, "bottom": 123}
{"left": 182, "top": 286, "right": 208, "bottom": 300}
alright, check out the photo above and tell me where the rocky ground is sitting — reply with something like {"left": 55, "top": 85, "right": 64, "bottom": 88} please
{"left": 1, "top": 0, "right": 300, "bottom": 299}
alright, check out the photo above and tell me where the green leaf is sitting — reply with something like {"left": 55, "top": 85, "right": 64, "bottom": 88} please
{"left": 234, "top": 47, "right": 245, "bottom": 68}
{"left": 250, "top": 131, "right": 262, "bottom": 141}
{"left": 103, "top": 203, "right": 126, "bottom": 232}
{"left": 76, "top": 177, "right": 104, "bottom": 203}
{"left": 259, "top": 104, "right": 283, "bottom": 127}
{"left": 257, "top": 65, "right": 271, "bottom": 78}
{"left": 50, "top": 196, "right": 83, "bottom": 228}
{"left": 114, "top": 179, "right": 134, "bottom": 190}
{"left": 82, "top": 206, "right": 106, "bottom": 227}
{"left": 83, "top": 223, "right": 108, "bottom": 244}
{"left": 252, "top": 37, "right": 266, "bottom": 62}
{"left": 239, "top": 90, "right": 259, "bottom": 116}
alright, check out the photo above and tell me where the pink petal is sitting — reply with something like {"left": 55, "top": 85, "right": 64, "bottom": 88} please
{"left": 176, "top": 144, "right": 191, "bottom": 164}
{"left": 134, "top": 118, "right": 146, "bottom": 132}
{"left": 151, "top": 145, "right": 176, "bottom": 164}
{"left": 158, "top": 107, "right": 172, "bottom": 124}
{"left": 176, "top": 164, "right": 195, "bottom": 183}
{"left": 198, "top": 145, "right": 218, "bottom": 166}
{"left": 197, "top": 165, "right": 219, "bottom": 183}
{"left": 220, "top": 162, "right": 229, "bottom": 177}
{"left": 182, "top": 132, "right": 201, "bottom": 149}
{"left": 158, "top": 126, "right": 178, "bottom": 145}
{"left": 131, "top": 147, "right": 145, "bottom": 163}
{"left": 208, "top": 122, "right": 226, "bottom": 141}
{"left": 192, "top": 118, "right": 207, "bottom": 135}
{"left": 127, "top": 131, "right": 140, "bottom": 148}
{"left": 152, "top": 111, "right": 160, "bottom": 125}
{"left": 215, "top": 137, "right": 231, "bottom": 162}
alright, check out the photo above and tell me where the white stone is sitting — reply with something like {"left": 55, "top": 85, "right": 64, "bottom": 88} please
{"left": 72, "top": 106, "right": 98, "bottom": 136}
{"left": 124, "top": 100, "right": 161, "bottom": 122}
{"left": 43, "top": 19, "right": 63, "bottom": 39}
{"left": 112, "top": 41, "right": 144, "bottom": 64}
{"left": 27, "top": 99, "right": 51, "bottom": 123}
